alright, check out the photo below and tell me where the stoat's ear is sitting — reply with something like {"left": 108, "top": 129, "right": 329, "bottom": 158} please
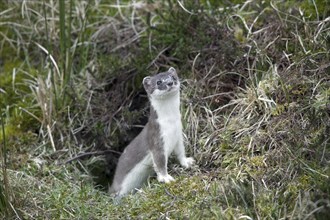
{"left": 168, "top": 67, "right": 176, "bottom": 74}
{"left": 143, "top": 76, "right": 151, "bottom": 91}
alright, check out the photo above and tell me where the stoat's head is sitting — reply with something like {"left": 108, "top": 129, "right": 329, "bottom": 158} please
{"left": 143, "top": 67, "right": 180, "bottom": 99}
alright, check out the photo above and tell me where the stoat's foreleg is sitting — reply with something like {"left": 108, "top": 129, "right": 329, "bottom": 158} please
{"left": 174, "top": 134, "right": 195, "bottom": 168}
{"left": 150, "top": 149, "right": 174, "bottom": 183}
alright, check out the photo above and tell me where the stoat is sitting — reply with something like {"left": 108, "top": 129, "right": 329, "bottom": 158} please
{"left": 109, "top": 67, "right": 195, "bottom": 197}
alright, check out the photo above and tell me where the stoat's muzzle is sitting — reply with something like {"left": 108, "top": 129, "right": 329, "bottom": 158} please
{"left": 160, "top": 75, "right": 178, "bottom": 91}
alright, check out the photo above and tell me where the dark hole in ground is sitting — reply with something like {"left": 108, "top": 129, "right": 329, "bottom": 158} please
{"left": 87, "top": 90, "right": 149, "bottom": 191}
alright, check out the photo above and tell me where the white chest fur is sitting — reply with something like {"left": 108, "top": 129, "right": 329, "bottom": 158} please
{"left": 150, "top": 92, "right": 182, "bottom": 156}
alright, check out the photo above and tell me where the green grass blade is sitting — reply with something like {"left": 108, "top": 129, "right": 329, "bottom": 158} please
{"left": 0, "top": 113, "right": 9, "bottom": 216}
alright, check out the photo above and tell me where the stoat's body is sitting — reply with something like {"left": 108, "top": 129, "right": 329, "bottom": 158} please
{"left": 109, "top": 67, "right": 195, "bottom": 197}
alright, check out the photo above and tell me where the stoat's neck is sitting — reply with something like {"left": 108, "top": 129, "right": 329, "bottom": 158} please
{"left": 150, "top": 92, "right": 181, "bottom": 120}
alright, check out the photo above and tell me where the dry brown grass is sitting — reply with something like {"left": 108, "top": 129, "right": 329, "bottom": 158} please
{"left": 0, "top": 0, "right": 329, "bottom": 219}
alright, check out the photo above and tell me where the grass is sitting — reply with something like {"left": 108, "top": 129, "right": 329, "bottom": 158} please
{"left": 0, "top": 0, "right": 330, "bottom": 219}
{"left": 0, "top": 108, "right": 9, "bottom": 216}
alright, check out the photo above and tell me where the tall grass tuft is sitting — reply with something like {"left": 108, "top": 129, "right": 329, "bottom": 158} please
{"left": 0, "top": 112, "right": 9, "bottom": 216}
{"left": 59, "top": 0, "right": 67, "bottom": 76}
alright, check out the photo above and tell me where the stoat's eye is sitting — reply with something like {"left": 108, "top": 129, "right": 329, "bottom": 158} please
{"left": 157, "top": 80, "right": 162, "bottom": 85}
{"left": 171, "top": 76, "right": 176, "bottom": 80}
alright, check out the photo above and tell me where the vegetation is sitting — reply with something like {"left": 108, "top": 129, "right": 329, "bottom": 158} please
{"left": 0, "top": 0, "right": 329, "bottom": 219}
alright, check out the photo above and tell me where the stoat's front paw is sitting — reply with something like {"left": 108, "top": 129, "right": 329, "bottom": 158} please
{"left": 180, "top": 157, "right": 195, "bottom": 168}
{"left": 157, "top": 174, "right": 175, "bottom": 183}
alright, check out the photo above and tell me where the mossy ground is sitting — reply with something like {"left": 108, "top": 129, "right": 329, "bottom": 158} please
{"left": 1, "top": 0, "right": 329, "bottom": 219}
